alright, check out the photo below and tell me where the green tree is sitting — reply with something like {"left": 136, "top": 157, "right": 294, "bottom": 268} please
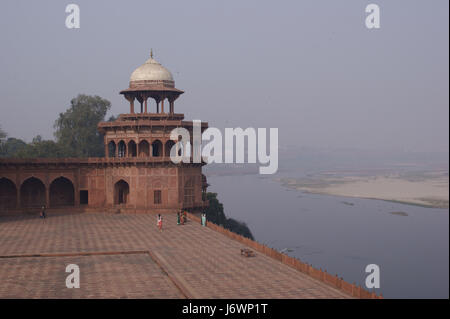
{"left": 15, "top": 135, "right": 66, "bottom": 158}
{"left": 0, "top": 126, "right": 6, "bottom": 141}
{"left": 0, "top": 126, "right": 7, "bottom": 156}
{"left": 54, "top": 94, "right": 111, "bottom": 157}
{"left": 0, "top": 137, "right": 29, "bottom": 157}
{"left": 205, "top": 192, "right": 254, "bottom": 239}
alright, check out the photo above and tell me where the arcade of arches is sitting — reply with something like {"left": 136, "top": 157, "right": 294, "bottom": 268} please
{"left": 0, "top": 167, "right": 207, "bottom": 213}
{"left": 106, "top": 139, "right": 176, "bottom": 158}
{"left": 0, "top": 176, "right": 77, "bottom": 210}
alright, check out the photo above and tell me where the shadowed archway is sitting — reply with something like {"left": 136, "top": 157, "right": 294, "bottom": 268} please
{"left": 0, "top": 178, "right": 17, "bottom": 209}
{"left": 118, "top": 141, "right": 126, "bottom": 158}
{"left": 152, "top": 140, "right": 162, "bottom": 157}
{"left": 20, "top": 177, "right": 46, "bottom": 208}
{"left": 108, "top": 141, "right": 116, "bottom": 157}
{"left": 114, "top": 180, "right": 129, "bottom": 205}
{"left": 49, "top": 177, "right": 75, "bottom": 207}
{"left": 165, "top": 140, "right": 176, "bottom": 158}
{"left": 128, "top": 140, "right": 137, "bottom": 157}
{"left": 138, "top": 140, "right": 150, "bottom": 157}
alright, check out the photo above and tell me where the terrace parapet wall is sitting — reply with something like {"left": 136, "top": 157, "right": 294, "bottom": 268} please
{"left": 186, "top": 212, "right": 383, "bottom": 299}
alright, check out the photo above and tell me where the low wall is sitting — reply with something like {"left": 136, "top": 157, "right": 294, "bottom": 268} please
{"left": 186, "top": 212, "right": 382, "bottom": 299}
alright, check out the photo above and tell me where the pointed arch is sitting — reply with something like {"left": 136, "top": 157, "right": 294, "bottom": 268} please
{"left": 20, "top": 177, "right": 46, "bottom": 208}
{"left": 118, "top": 140, "right": 127, "bottom": 158}
{"left": 152, "top": 140, "right": 163, "bottom": 157}
{"left": 114, "top": 179, "right": 129, "bottom": 204}
{"left": 128, "top": 140, "right": 137, "bottom": 157}
{"left": 0, "top": 177, "right": 17, "bottom": 209}
{"left": 108, "top": 141, "right": 116, "bottom": 157}
{"left": 49, "top": 177, "right": 75, "bottom": 207}
{"left": 138, "top": 140, "right": 150, "bottom": 157}
{"left": 165, "top": 140, "right": 176, "bottom": 158}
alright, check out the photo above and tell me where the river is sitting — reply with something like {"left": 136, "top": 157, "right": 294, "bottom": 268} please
{"left": 207, "top": 174, "right": 449, "bottom": 298}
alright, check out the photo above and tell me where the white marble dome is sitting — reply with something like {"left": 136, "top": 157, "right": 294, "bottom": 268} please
{"left": 129, "top": 53, "right": 174, "bottom": 83}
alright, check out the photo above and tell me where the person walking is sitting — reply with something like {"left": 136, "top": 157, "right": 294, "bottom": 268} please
{"left": 177, "top": 211, "right": 181, "bottom": 225}
{"left": 201, "top": 213, "right": 206, "bottom": 227}
{"left": 40, "top": 205, "right": 46, "bottom": 219}
{"left": 157, "top": 214, "right": 163, "bottom": 232}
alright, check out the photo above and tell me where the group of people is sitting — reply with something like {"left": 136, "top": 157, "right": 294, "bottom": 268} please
{"left": 156, "top": 211, "right": 207, "bottom": 232}
{"left": 176, "top": 211, "right": 187, "bottom": 226}
{"left": 156, "top": 211, "right": 186, "bottom": 232}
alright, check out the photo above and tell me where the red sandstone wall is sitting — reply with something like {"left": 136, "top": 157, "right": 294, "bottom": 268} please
{"left": 0, "top": 161, "right": 205, "bottom": 213}
{"left": 186, "top": 212, "right": 383, "bottom": 299}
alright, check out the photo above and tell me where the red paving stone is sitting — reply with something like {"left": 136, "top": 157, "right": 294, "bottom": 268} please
{"left": 0, "top": 212, "right": 351, "bottom": 298}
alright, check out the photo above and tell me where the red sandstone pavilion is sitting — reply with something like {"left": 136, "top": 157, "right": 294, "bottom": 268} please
{"left": 0, "top": 52, "right": 208, "bottom": 214}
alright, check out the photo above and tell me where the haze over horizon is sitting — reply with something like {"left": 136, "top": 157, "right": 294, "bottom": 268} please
{"left": 0, "top": 0, "right": 448, "bottom": 154}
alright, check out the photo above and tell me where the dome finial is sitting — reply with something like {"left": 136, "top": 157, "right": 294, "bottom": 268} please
{"left": 150, "top": 48, "right": 153, "bottom": 59}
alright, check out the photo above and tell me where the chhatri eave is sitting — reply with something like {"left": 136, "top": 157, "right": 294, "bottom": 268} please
{"left": 0, "top": 52, "right": 209, "bottom": 214}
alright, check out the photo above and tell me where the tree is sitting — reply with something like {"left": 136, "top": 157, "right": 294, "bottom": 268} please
{"left": 0, "top": 126, "right": 6, "bottom": 141}
{"left": 54, "top": 94, "right": 111, "bottom": 157}
{"left": 205, "top": 192, "right": 254, "bottom": 239}
{"left": 0, "top": 137, "right": 29, "bottom": 158}
{"left": 0, "top": 126, "right": 7, "bottom": 155}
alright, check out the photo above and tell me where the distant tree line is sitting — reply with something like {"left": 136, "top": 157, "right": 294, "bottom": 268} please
{"left": 0, "top": 94, "right": 112, "bottom": 158}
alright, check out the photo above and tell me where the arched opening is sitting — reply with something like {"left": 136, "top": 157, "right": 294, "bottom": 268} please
{"left": 0, "top": 178, "right": 17, "bottom": 209}
{"left": 128, "top": 140, "right": 137, "bottom": 157}
{"left": 118, "top": 141, "right": 126, "bottom": 158}
{"left": 20, "top": 177, "right": 46, "bottom": 208}
{"left": 138, "top": 140, "right": 150, "bottom": 157}
{"left": 49, "top": 177, "right": 75, "bottom": 207}
{"left": 147, "top": 99, "right": 157, "bottom": 113}
{"left": 152, "top": 140, "right": 162, "bottom": 157}
{"left": 165, "top": 140, "right": 176, "bottom": 158}
{"left": 108, "top": 141, "right": 116, "bottom": 157}
{"left": 183, "top": 178, "right": 194, "bottom": 206}
{"left": 114, "top": 180, "right": 129, "bottom": 205}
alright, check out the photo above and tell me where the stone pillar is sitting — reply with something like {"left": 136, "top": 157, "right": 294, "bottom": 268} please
{"left": 45, "top": 187, "right": 50, "bottom": 209}
{"left": 74, "top": 182, "right": 80, "bottom": 208}
{"left": 136, "top": 95, "right": 144, "bottom": 114}
{"left": 156, "top": 101, "right": 160, "bottom": 113}
{"left": 161, "top": 99, "right": 165, "bottom": 113}
{"left": 125, "top": 94, "right": 135, "bottom": 114}
{"left": 16, "top": 187, "right": 20, "bottom": 209}
{"left": 162, "top": 139, "right": 166, "bottom": 157}
{"left": 144, "top": 97, "right": 148, "bottom": 113}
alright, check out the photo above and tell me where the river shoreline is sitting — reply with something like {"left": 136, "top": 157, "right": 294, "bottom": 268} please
{"left": 276, "top": 171, "right": 449, "bottom": 209}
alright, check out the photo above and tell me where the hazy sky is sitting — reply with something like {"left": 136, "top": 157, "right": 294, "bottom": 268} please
{"left": 0, "top": 0, "right": 448, "bottom": 152}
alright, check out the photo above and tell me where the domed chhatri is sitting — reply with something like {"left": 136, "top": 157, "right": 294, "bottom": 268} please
{"left": 129, "top": 50, "right": 174, "bottom": 88}
{"left": 120, "top": 50, "right": 184, "bottom": 115}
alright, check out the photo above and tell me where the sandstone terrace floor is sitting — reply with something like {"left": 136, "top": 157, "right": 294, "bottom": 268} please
{"left": 0, "top": 212, "right": 351, "bottom": 299}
